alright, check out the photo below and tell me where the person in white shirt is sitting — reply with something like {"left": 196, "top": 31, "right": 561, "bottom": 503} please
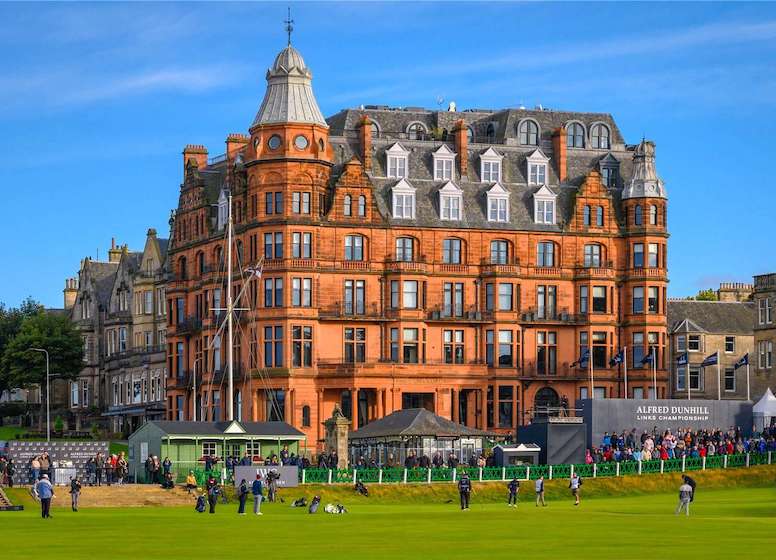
{"left": 569, "top": 473, "right": 582, "bottom": 506}
{"left": 676, "top": 482, "right": 693, "bottom": 516}
{"left": 535, "top": 476, "right": 546, "bottom": 507}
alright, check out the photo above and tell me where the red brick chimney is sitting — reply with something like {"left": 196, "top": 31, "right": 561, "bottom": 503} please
{"left": 453, "top": 119, "right": 468, "bottom": 178}
{"left": 183, "top": 144, "right": 208, "bottom": 175}
{"left": 358, "top": 115, "right": 372, "bottom": 170}
{"left": 226, "top": 134, "right": 249, "bottom": 161}
{"left": 552, "top": 127, "right": 567, "bottom": 182}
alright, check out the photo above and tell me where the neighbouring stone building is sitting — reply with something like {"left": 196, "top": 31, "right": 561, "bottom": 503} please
{"left": 667, "top": 299, "right": 755, "bottom": 400}
{"left": 717, "top": 282, "right": 753, "bottom": 303}
{"left": 164, "top": 40, "right": 669, "bottom": 450}
{"left": 753, "top": 273, "right": 776, "bottom": 397}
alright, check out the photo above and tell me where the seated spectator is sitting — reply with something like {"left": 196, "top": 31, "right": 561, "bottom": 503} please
{"left": 185, "top": 471, "right": 198, "bottom": 493}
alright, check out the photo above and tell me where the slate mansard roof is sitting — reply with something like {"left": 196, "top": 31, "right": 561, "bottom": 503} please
{"left": 668, "top": 300, "right": 756, "bottom": 335}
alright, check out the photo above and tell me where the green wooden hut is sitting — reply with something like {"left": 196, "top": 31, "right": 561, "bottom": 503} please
{"left": 128, "top": 420, "right": 305, "bottom": 482}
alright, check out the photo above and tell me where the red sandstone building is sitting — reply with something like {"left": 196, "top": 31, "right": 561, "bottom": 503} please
{"left": 165, "top": 42, "right": 669, "bottom": 451}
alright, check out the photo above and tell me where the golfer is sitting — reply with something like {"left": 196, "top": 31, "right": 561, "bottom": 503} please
{"left": 507, "top": 477, "right": 519, "bottom": 507}
{"left": 458, "top": 471, "right": 471, "bottom": 510}
{"left": 682, "top": 475, "right": 696, "bottom": 502}
{"left": 676, "top": 481, "right": 693, "bottom": 516}
{"left": 569, "top": 473, "right": 581, "bottom": 506}
{"left": 535, "top": 476, "right": 546, "bottom": 507}
{"left": 237, "top": 478, "right": 248, "bottom": 515}
{"left": 34, "top": 474, "right": 54, "bottom": 519}
{"left": 252, "top": 473, "right": 264, "bottom": 515}
{"left": 69, "top": 475, "right": 82, "bottom": 512}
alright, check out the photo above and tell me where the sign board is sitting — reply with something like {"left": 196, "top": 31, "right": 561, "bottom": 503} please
{"left": 232, "top": 465, "right": 299, "bottom": 488}
{"left": 7, "top": 441, "right": 109, "bottom": 484}
{"left": 578, "top": 399, "right": 753, "bottom": 447}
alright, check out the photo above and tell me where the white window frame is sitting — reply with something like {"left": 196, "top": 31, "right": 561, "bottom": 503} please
{"left": 487, "top": 182, "right": 509, "bottom": 223}
{"left": 480, "top": 147, "right": 503, "bottom": 182}
{"left": 433, "top": 145, "right": 456, "bottom": 181}
{"left": 386, "top": 143, "right": 409, "bottom": 179}
{"left": 438, "top": 181, "right": 463, "bottom": 221}
{"left": 688, "top": 334, "right": 701, "bottom": 352}
{"left": 217, "top": 189, "right": 228, "bottom": 231}
{"left": 526, "top": 149, "right": 550, "bottom": 186}
{"left": 725, "top": 336, "right": 735, "bottom": 354}
{"left": 533, "top": 185, "right": 557, "bottom": 225}
{"left": 391, "top": 179, "right": 416, "bottom": 219}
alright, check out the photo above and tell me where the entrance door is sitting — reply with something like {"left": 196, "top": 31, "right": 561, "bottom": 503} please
{"left": 533, "top": 387, "right": 560, "bottom": 418}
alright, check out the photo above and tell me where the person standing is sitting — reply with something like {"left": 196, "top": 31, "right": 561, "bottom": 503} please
{"left": 682, "top": 475, "right": 697, "bottom": 502}
{"left": 5, "top": 459, "right": 14, "bottom": 487}
{"left": 535, "top": 476, "right": 546, "bottom": 507}
{"left": 252, "top": 474, "right": 264, "bottom": 515}
{"left": 95, "top": 453, "right": 104, "bottom": 487}
{"left": 569, "top": 473, "right": 582, "bottom": 506}
{"left": 457, "top": 471, "right": 471, "bottom": 511}
{"left": 507, "top": 477, "right": 519, "bottom": 507}
{"left": 35, "top": 474, "right": 54, "bottom": 519}
{"left": 69, "top": 476, "right": 82, "bottom": 512}
{"left": 207, "top": 480, "right": 220, "bottom": 514}
{"left": 31, "top": 455, "right": 41, "bottom": 482}
{"left": 237, "top": 479, "right": 248, "bottom": 515}
{"left": 676, "top": 481, "right": 693, "bottom": 516}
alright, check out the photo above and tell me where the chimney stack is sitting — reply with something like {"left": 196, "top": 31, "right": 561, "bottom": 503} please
{"left": 63, "top": 277, "right": 78, "bottom": 309}
{"left": 182, "top": 144, "right": 208, "bottom": 175}
{"left": 108, "top": 238, "right": 123, "bottom": 263}
{"left": 358, "top": 115, "right": 373, "bottom": 170}
{"left": 552, "top": 127, "right": 567, "bottom": 182}
{"left": 226, "top": 134, "right": 250, "bottom": 161}
{"left": 453, "top": 119, "right": 468, "bottom": 179}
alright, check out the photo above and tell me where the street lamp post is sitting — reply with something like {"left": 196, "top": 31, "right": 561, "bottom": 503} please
{"left": 29, "top": 348, "right": 50, "bottom": 443}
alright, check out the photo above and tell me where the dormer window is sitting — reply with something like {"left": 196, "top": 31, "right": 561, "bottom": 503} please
{"left": 480, "top": 147, "right": 503, "bottom": 182}
{"left": 386, "top": 143, "right": 409, "bottom": 178}
{"left": 599, "top": 153, "right": 620, "bottom": 188}
{"left": 406, "top": 122, "right": 427, "bottom": 141}
{"left": 433, "top": 144, "right": 456, "bottom": 180}
{"left": 438, "top": 181, "right": 463, "bottom": 221}
{"left": 487, "top": 183, "right": 509, "bottom": 222}
{"left": 518, "top": 119, "right": 539, "bottom": 146}
{"left": 391, "top": 179, "right": 415, "bottom": 219}
{"left": 591, "top": 123, "right": 611, "bottom": 149}
{"left": 567, "top": 122, "right": 585, "bottom": 148}
{"left": 533, "top": 185, "right": 557, "bottom": 225}
{"left": 526, "top": 149, "right": 550, "bottom": 185}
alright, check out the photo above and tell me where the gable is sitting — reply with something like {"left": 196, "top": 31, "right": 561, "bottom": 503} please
{"left": 534, "top": 184, "right": 556, "bottom": 199}
{"left": 223, "top": 420, "right": 246, "bottom": 434}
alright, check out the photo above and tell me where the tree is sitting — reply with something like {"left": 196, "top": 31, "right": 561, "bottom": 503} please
{"left": 0, "top": 298, "right": 43, "bottom": 394}
{"left": 1, "top": 311, "right": 83, "bottom": 390}
{"left": 694, "top": 289, "right": 718, "bottom": 301}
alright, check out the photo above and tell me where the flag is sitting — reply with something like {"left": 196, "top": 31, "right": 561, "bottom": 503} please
{"left": 609, "top": 349, "right": 624, "bottom": 367}
{"left": 734, "top": 353, "right": 749, "bottom": 370}
{"left": 640, "top": 349, "right": 654, "bottom": 366}
{"left": 701, "top": 351, "right": 718, "bottom": 367}
{"left": 571, "top": 348, "right": 590, "bottom": 368}
{"left": 676, "top": 352, "right": 688, "bottom": 366}
{"left": 244, "top": 264, "right": 263, "bottom": 279}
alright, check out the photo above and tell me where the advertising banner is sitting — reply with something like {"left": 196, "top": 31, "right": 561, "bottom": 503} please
{"left": 232, "top": 465, "right": 299, "bottom": 488}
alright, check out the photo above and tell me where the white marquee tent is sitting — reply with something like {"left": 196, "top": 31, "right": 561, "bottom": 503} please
{"left": 753, "top": 388, "right": 776, "bottom": 431}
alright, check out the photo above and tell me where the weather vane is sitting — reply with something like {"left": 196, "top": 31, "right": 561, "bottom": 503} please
{"left": 284, "top": 6, "right": 294, "bottom": 46}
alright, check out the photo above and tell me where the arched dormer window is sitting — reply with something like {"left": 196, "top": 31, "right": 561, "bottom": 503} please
{"left": 395, "top": 237, "right": 415, "bottom": 262}
{"left": 358, "top": 195, "right": 366, "bottom": 217}
{"left": 649, "top": 204, "right": 658, "bottom": 226}
{"left": 490, "top": 240, "right": 510, "bottom": 265}
{"left": 536, "top": 241, "right": 555, "bottom": 267}
{"left": 584, "top": 243, "right": 604, "bottom": 267}
{"left": 466, "top": 127, "right": 474, "bottom": 143}
{"left": 591, "top": 123, "right": 611, "bottom": 149}
{"left": 518, "top": 119, "right": 539, "bottom": 146}
{"left": 370, "top": 121, "right": 380, "bottom": 138}
{"left": 344, "top": 194, "right": 352, "bottom": 217}
{"left": 634, "top": 204, "right": 643, "bottom": 226}
{"left": 406, "top": 122, "right": 427, "bottom": 140}
{"left": 344, "top": 234, "right": 365, "bottom": 261}
{"left": 567, "top": 122, "right": 585, "bottom": 148}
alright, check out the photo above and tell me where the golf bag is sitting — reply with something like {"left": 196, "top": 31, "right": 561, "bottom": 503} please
{"left": 195, "top": 495, "right": 206, "bottom": 513}
{"left": 309, "top": 495, "right": 321, "bottom": 514}
{"left": 291, "top": 497, "right": 307, "bottom": 508}
{"left": 324, "top": 503, "right": 348, "bottom": 514}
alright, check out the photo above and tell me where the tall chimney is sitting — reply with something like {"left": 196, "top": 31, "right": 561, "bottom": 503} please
{"left": 182, "top": 144, "right": 208, "bottom": 175}
{"left": 226, "top": 134, "right": 249, "bottom": 160}
{"left": 358, "top": 115, "right": 372, "bottom": 170}
{"left": 108, "top": 238, "right": 123, "bottom": 262}
{"left": 453, "top": 119, "right": 468, "bottom": 179}
{"left": 63, "top": 278, "right": 78, "bottom": 309}
{"left": 552, "top": 126, "right": 567, "bottom": 182}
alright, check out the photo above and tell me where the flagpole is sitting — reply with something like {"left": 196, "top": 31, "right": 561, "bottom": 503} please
{"left": 716, "top": 350, "right": 721, "bottom": 401}
{"left": 651, "top": 347, "right": 657, "bottom": 399}
{"left": 746, "top": 360, "right": 751, "bottom": 401}
{"left": 589, "top": 329, "right": 594, "bottom": 399}
{"left": 687, "top": 355, "right": 691, "bottom": 402}
{"left": 623, "top": 346, "right": 628, "bottom": 399}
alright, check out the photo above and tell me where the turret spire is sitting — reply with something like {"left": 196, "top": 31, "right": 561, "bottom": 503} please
{"left": 284, "top": 7, "right": 294, "bottom": 46}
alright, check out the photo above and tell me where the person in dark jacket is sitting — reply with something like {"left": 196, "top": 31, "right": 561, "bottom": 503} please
{"left": 458, "top": 472, "right": 471, "bottom": 510}
{"left": 237, "top": 479, "right": 249, "bottom": 514}
{"left": 207, "top": 482, "right": 220, "bottom": 513}
{"left": 682, "top": 475, "right": 697, "bottom": 502}
{"left": 507, "top": 477, "right": 519, "bottom": 507}
{"left": 69, "top": 476, "right": 82, "bottom": 511}
{"left": 252, "top": 474, "right": 264, "bottom": 515}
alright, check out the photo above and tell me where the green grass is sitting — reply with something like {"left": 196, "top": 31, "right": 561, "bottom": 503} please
{"left": 3, "top": 475, "right": 776, "bottom": 559}
{"left": 0, "top": 426, "right": 29, "bottom": 440}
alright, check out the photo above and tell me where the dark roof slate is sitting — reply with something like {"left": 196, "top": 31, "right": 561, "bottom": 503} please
{"left": 349, "top": 408, "right": 493, "bottom": 440}
{"left": 667, "top": 300, "right": 755, "bottom": 335}
{"left": 148, "top": 420, "right": 304, "bottom": 438}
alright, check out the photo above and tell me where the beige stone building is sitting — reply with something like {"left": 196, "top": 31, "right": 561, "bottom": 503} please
{"left": 717, "top": 282, "right": 753, "bottom": 303}
{"left": 668, "top": 300, "right": 755, "bottom": 400}
{"left": 753, "top": 273, "right": 776, "bottom": 398}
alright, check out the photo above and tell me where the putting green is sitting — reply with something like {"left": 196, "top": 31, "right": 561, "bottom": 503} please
{"left": 3, "top": 485, "right": 775, "bottom": 559}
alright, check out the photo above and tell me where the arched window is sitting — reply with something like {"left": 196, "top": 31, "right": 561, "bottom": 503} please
{"left": 649, "top": 204, "right": 658, "bottom": 226}
{"left": 395, "top": 237, "right": 415, "bottom": 262}
{"left": 344, "top": 235, "right": 365, "bottom": 261}
{"left": 358, "top": 195, "right": 366, "bottom": 217}
{"left": 591, "top": 124, "right": 610, "bottom": 149}
{"left": 177, "top": 257, "right": 187, "bottom": 280}
{"left": 537, "top": 242, "right": 555, "bottom": 267}
{"left": 583, "top": 205, "right": 591, "bottom": 226}
{"left": 343, "top": 194, "right": 352, "bottom": 217}
{"left": 407, "top": 122, "right": 427, "bottom": 140}
{"left": 634, "top": 204, "right": 643, "bottom": 226}
{"left": 567, "top": 122, "right": 585, "bottom": 148}
{"left": 596, "top": 206, "right": 604, "bottom": 227}
{"left": 236, "top": 240, "right": 244, "bottom": 264}
{"left": 466, "top": 127, "right": 474, "bottom": 143}
{"left": 518, "top": 120, "right": 539, "bottom": 145}
{"left": 490, "top": 240, "right": 509, "bottom": 264}
{"left": 370, "top": 122, "right": 380, "bottom": 138}
{"left": 302, "top": 405, "right": 311, "bottom": 428}
{"left": 196, "top": 252, "right": 205, "bottom": 276}
{"left": 214, "top": 246, "right": 223, "bottom": 268}
{"left": 584, "top": 243, "right": 603, "bottom": 267}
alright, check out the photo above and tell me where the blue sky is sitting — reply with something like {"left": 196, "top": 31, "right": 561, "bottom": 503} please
{"left": 1, "top": 1, "right": 775, "bottom": 309}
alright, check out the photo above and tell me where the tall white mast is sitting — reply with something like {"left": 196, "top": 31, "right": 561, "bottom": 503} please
{"left": 226, "top": 192, "right": 234, "bottom": 422}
